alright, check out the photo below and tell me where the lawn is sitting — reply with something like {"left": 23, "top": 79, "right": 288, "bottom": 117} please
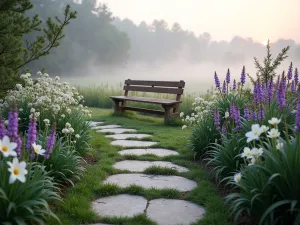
{"left": 47, "top": 108, "right": 230, "bottom": 225}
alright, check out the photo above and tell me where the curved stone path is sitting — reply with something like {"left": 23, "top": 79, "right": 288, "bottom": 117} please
{"left": 88, "top": 121, "right": 206, "bottom": 225}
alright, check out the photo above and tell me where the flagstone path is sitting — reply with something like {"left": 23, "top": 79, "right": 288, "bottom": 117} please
{"left": 87, "top": 121, "right": 206, "bottom": 225}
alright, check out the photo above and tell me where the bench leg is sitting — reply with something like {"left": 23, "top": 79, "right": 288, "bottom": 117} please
{"left": 112, "top": 100, "right": 122, "bottom": 113}
{"left": 162, "top": 105, "right": 173, "bottom": 124}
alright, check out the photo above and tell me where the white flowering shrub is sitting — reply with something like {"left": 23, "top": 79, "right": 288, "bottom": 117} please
{"left": 1, "top": 72, "right": 91, "bottom": 123}
{"left": 180, "top": 97, "right": 214, "bottom": 128}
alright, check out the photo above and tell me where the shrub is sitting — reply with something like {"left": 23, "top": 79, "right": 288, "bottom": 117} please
{"left": 207, "top": 133, "right": 246, "bottom": 181}
{"left": 188, "top": 116, "right": 219, "bottom": 158}
{"left": 0, "top": 160, "right": 61, "bottom": 224}
{"left": 43, "top": 137, "right": 85, "bottom": 185}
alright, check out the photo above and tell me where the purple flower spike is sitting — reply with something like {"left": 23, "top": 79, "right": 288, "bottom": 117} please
{"left": 287, "top": 62, "right": 293, "bottom": 81}
{"left": 241, "top": 66, "right": 246, "bottom": 85}
{"left": 0, "top": 117, "right": 6, "bottom": 139}
{"left": 214, "top": 72, "right": 221, "bottom": 89}
{"left": 234, "top": 108, "right": 241, "bottom": 130}
{"left": 226, "top": 69, "right": 231, "bottom": 84}
{"left": 291, "top": 81, "right": 296, "bottom": 93}
{"left": 258, "top": 107, "right": 265, "bottom": 121}
{"left": 295, "top": 86, "right": 300, "bottom": 132}
{"left": 267, "top": 78, "right": 274, "bottom": 102}
{"left": 214, "top": 110, "right": 221, "bottom": 131}
{"left": 232, "top": 79, "right": 237, "bottom": 91}
{"left": 230, "top": 104, "right": 236, "bottom": 119}
{"left": 7, "top": 105, "right": 21, "bottom": 156}
{"left": 221, "top": 124, "right": 227, "bottom": 135}
{"left": 45, "top": 124, "right": 56, "bottom": 158}
{"left": 277, "top": 77, "right": 287, "bottom": 108}
{"left": 295, "top": 68, "right": 299, "bottom": 85}
{"left": 251, "top": 110, "right": 257, "bottom": 121}
{"left": 244, "top": 106, "right": 250, "bottom": 120}
{"left": 222, "top": 81, "right": 226, "bottom": 93}
{"left": 26, "top": 117, "right": 37, "bottom": 150}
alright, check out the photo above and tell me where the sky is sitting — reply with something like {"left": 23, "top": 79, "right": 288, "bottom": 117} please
{"left": 101, "top": 0, "right": 300, "bottom": 43}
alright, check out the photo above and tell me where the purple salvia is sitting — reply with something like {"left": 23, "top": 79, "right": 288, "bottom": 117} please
{"left": 253, "top": 82, "right": 259, "bottom": 104}
{"left": 295, "top": 68, "right": 299, "bottom": 84}
{"left": 45, "top": 124, "right": 56, "bottom": 159}
{"left": 287, "top": 62, "right": 293, "bottom": 81}
{"left": 226, "top": 68, "right": 231, "bottom": 84}
{"left": 295, "top": 86, "right": 300, "bottom": 132}
{"left": 214, "top": 72, "right": 221, "bottom": 89}
{"left": 214, "top": 110, "right": 221, "bottom": 131}
{"left": 232, "top": 79, "right": 237, "bottom": 91}
{"left": 240, "top": 66, "right": 246, "bottom": 85}
{"left": 291, "top": 81, "right": 296, "bottom": 93}
{"left": 244, "top": 106, "right": 250, "bottom": 120}
{"left": 26, "top": 117, "right": 37, "bottom": 150}
{"left": 222, "top": 81, "right": 226, "bottom": 93}
{"left": 257, "top": 107, "right": 265, "bottom": 121}
{"left": 267, "top": 78, "right": 274, "bottom": 102}
{"left": 277, "top": 77, "right": 287, "bottom": 108}
{"left": 0, "top": 117, "right": 6, "bottom": 139}
{"left": 7, "top": 105, "right": 21, "bottom": 156}
{"left": 234, "top": 107, "right": 241, "bottom": 129}
{"left": 251, "top": 110, "right": 257, "bottom": 121}
{"left": 230, "top": 104, "right": 236, "bottom": 119}
{"left": 258, "top": 82, "right": 265, "bottom": 103}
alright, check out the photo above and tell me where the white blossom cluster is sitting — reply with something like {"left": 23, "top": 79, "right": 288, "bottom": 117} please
{"left": 180, "top": 97, "right": 214, "bottom": 129}
{"left": 1, "top": 72, "right": 92, "bottom": 118}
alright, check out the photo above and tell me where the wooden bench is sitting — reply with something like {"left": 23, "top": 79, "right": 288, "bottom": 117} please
{"left": 110, "top": 79, "right": 185, "bottom": 123}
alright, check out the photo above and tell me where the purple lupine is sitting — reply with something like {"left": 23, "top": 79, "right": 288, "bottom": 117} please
{"left": 257, "top": 107, "right": 265, "bottom": 121}
{"left": 222, "top": 81, "right": 226, "bottom": 93}
{"left": 287, "top": 62, "right": 293, "bottom": 81}
{"left": 234, "top": 107, "right": 241, "bottom": 130}
{"left": 296, "top": 87, "right": 300, "bottom": 132}
{"left": 7, "top": 105, "right": 21, "bottom": 156}
{"left": 240, "top": 66, "right": 246, "bottom": 85}
{"left": 251, "top": 110, "right": 257, "bottom": 121}
{"left": 214, "top": 110, "right": 221, "bottom": 131}
{"left": 26, "top": 117, "right": 37, "bottom": 150}
{"left": 295, "top": 68, "right": 299, "bottom": 85}
{"left": 226, "top": 69, "right": 231, "bottom": 84}
{"left": 291, "top": 81, "right": 296, "bottom": 93}
{"left": 0, "top": 117, "right": 6, "bottom": 139}
{"left": 45, "top": 124, "right": 56, "bottom": 159}
{"left": 230, "top": 104, "right": 237, "bottom": 119}
{"left": 232, "top": 79, "right": 237, "bottom": 91}
{"left": 259, "top": 82, "right": 265, "bottom": 103}
{"left": 214, "top": 72, "right": 221, "bottom": 89}
{"left": 277, "top": 77, "right": 287, "bottom": 108}
{"left": 221, "top": 124, "right": 227, "bottom": 135}
{"left": 244, "top": 106, "right": 250, "bottom": 120}
{"left": 267, "top": 78, "right": 274, "bottom": 102}
{"left": 253, "top": 82, "right": 259, "bottom": 104}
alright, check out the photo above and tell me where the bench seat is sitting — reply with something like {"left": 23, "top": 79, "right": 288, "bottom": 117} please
{"left": 110, "top": 96, "right": 181, "bottom": 106}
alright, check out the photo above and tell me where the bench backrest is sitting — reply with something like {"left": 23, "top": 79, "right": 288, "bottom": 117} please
{"left": 123, "top": 79, "right": 185, "bottom": 101}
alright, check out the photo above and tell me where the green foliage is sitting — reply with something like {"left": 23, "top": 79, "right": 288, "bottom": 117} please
{"left": 251, "top": 40, "right": 290, "bottom": 85}
{"left": 188, "top": 116, "right": 219, "bottom": 158}
{"left": 207, "top": 133, "right": 247, "bottom": 181}
{"left": 55, "top": 109, "right": 91, "bottom": 155}
{"left": 43, "top": 138, "right": 85, "bottom": 186}
{"left": 0, "top": 162, "right": 61, "bottom": 224}
{"left": 226, "top": 136, "right": 300, "bottom": 225}
{"left": 0, "top": 0, "right": 76, "bottom": 97}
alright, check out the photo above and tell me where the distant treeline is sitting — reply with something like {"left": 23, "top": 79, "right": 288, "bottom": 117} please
{"left": 27, "top": 0, "right": 300, "bottom": 75}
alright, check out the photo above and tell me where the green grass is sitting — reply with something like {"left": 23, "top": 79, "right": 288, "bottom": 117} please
{"left": 47, "top": 108, "right": 230, "bottom": 225}
{"left": 78, "top": 85, "right": 212, "bottom": 114}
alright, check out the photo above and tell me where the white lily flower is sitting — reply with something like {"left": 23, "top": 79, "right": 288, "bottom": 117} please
{"left": 245, "top": 124, "right": 262, "bottom": 143}
{"left": 260, "top": 125, "right": 269, "bottom": 132}
{"left": 248, "top": 157, "right": 256, "bottom": 166}
{"left": 250, "top": 147, "right": 263, "bottom": 157}
{"left": 224, "top": 111, "right": 229, "bottom": 119}
{"left": 241, "top": 147, "right": 252, "bottom": 158}
{"left": 7, "top": 157, "right": 28, "bottom": 184}
{"left": 276, "top": 141, "right": 284, "bottom": 150}
{"left": 234, "top": 173, "right": 242, "bottom": 183}
{"left": 0, "top": 136, "right": 17, "bottom": 157}
{"left": 268, "top": 118, "right": 281, "bottom": 126}
{"left": 75, "top": 134, "right": 81, "bottom": 139}
{"left": 182, "top": 125, "right": 187, "bottom": 130}
{"left": 32, "top": 143, "right": 46, "bottom": 155}
{"left": 267, "top": 128, "right": 280, "bottom": 138}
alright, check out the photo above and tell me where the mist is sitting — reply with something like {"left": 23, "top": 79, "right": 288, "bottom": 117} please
{"left": 28, "top": 0, "right": 300, "bottom": 93}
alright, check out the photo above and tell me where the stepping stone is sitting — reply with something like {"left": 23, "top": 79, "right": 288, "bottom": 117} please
{"left": 146, "top": 199, "right": 206, "bottom": 225}
{"left": 97, "top": 125, "right": 121, "bottom": 129}
{"left": 104, "top": 174, "right": 197, "bottom": 192}
{"left": 111, "top": 140, "right": 157, "bottom": 147}
{"left": 113, "top": 160, "right": 189, "bottom": 172}
{"left": 92, "top": 194, "right": 147, "bottom": 218}
{"left": 105, "top": 134, "right": 152, "bottom": 140}
{"left": 87, "top": 121, "right": 104, "bottom": 127}
{"left": 97, "top": 128, "right": 137, "bottom": 134}
{"left": 118, "top": 148, "right": 179, "bottom": 157}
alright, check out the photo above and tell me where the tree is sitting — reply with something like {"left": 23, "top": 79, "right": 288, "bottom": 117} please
{"left": 0, "top": 0, "right": 76, "bottom": 97}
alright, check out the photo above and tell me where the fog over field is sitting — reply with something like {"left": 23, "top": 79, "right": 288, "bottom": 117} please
{"left": 28, "top": 0, "right": 300, "bottom": 93}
